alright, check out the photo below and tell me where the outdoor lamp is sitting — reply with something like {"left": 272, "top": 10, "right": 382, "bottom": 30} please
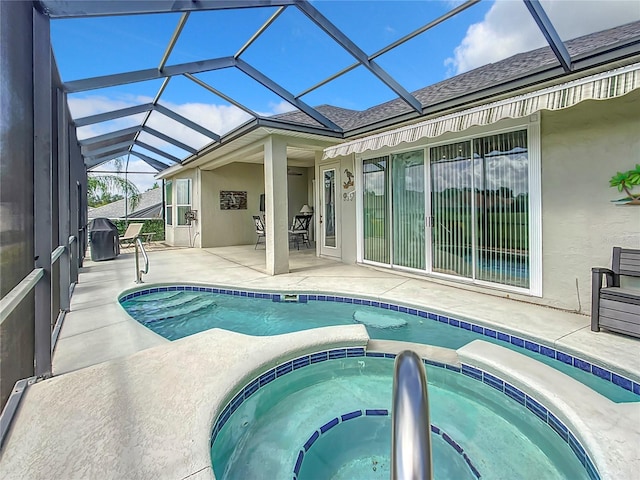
{"left": 300, "top": 204, "right": 313, "bottom": 215}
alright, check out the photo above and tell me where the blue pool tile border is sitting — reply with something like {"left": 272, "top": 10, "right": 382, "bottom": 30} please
{"left": 292, "top": 411, "right": 481, "bottom": 479}
{"left": 119, "top": 285, "right": 639, "bottom": 400}
{"left": 209, "top": 349, "right": 599, "bottom": 480}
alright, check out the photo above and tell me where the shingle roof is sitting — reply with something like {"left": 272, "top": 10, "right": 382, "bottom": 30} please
{"left": 271, "top": 20, "right": 640, "bottom": 133}
{"left": 88, "top": 187, "right": 163, "bottom": 220}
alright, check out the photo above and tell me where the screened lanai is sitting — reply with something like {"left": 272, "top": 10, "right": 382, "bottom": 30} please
{"left": 2, "top": 0, "right": 640, "bottom": 450}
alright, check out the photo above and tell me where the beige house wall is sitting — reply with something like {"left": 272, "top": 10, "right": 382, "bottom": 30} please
{"left": 200, "top": 163, "right": 265, "bottom": 248}
{"left": 539, "top": 91, "right": 640, "bottom": 311}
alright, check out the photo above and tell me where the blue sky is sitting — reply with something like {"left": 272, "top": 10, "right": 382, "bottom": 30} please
{"left": 49, "top": 0, "right": 640, "bottom": 191}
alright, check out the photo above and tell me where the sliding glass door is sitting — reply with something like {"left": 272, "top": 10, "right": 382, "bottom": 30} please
{"left": 429, "top": 142, "right": 473, "bottom": 278}
{"left": 473, "top": 131, "right": 529, "bottom": 288}
{"left": 392, "top": 151, "right": 425, "bottom": 270}
{"left": 359, "top": 128, "right": 531, "bottom": 290}
{"left": 362, "top": 157, "right": 389, "bottom": 264}
{"left": 428, "top": 131, "right": 529, "bottom": 288}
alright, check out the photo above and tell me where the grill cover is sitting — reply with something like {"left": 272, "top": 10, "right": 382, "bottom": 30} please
{"left": 89, "top": 218, "right": 120, "bottom": 261}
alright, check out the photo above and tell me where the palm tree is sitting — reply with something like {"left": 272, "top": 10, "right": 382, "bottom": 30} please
{"left": 88, "top": 158, "right": 140, "bottom": 211}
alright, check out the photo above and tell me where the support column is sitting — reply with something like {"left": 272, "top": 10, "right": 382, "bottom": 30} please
{"left": 263, "top": 136, "right": 289, "bottom": 275}
{"left": 57, "top": 89, "right": 70, "bottom": 312}
{"left": 33, "top": 7, "right": 52, "bottom": 378}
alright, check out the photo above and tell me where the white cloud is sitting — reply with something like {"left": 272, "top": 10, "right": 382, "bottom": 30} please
{"left": 68, "top": 93, "right": 293, "bottom": 192}
{"left": 445, "top": 0, "right": 640, "bottom": 75}
{"left": 264, "top": 100, "right": 296, "bottom": 115}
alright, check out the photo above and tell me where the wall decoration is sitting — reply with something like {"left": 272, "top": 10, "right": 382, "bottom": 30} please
{"left": 343, "top": 168, "right": 354, "bottom": 189}
{"left": 220, "top": 191, "right": 247, "bottom": 210}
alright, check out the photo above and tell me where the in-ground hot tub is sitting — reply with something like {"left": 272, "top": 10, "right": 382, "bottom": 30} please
{"left": 210, "top": 351, "right": 597, "bottom": 480}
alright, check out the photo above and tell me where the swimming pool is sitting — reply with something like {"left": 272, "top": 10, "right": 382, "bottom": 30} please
{"left": 119, "top": 285, "right": 640, "bottom": 403}
{"left": 210, "top": 354, "right": 596, "bottom": 479}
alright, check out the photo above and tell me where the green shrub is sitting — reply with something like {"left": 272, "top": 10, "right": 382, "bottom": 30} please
{"left": 112, "top": 219, "right": 165, "bottom": 241}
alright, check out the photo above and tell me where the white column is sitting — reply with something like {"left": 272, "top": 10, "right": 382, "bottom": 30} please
{"left": 264, "top": 135, "right": 289, "bottom": 275}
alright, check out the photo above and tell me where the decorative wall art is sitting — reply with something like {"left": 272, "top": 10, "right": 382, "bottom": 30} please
{"left": 220, "top": 191, "right": 248, "bottom": 210}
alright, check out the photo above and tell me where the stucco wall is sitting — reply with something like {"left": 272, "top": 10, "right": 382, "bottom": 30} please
{"left": 539, "top": 90, "right": 640, "bottom": 311}
{"left": 287, "top": 167, "right": 309, "bottom": 223}
{"left": 340, "top": 155, "right": 358, "bottom": 264}
{"left": 200, "top": 163, "right": 265, "bottom": 248}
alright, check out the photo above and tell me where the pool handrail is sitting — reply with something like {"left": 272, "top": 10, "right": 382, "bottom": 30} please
{"left": 391, "top": 350, "right": 433, "bottom": 480}
{"left": 135, "top": 237, "right": 149, "bottom": 284}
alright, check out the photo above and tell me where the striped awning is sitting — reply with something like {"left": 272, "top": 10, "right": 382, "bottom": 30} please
{"left": 323, "top": 62, "right": 640, "bottom": 159}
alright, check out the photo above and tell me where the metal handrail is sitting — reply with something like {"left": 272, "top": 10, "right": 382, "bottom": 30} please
{"left": 391, "top": 350, "right": 433, "bottom": 480}
{"left": 50, "top": 245, "right": 65, "bottom": 263}
{"left": 69, "top": 235, "right": 76, "bottom": 244}
{"left": 0, "top": 269, "right": 44, "bottom": 325}
{"left": 134, "top": 237, "right": 149, "bottom": 283}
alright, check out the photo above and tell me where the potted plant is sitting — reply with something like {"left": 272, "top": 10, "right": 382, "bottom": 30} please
{"left": 610, "top": 164, "right": 640, "bottom": 205}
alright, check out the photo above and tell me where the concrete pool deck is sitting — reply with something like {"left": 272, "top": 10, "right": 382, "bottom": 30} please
{"left": 1, "top": 245, "right": 639, "bottom": 479}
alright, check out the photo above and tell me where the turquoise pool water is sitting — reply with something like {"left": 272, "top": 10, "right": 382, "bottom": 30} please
{"left": 211, "top": 356, "right": 590, "bottom": 479}
{"left": 120, "top": 288, "right": 639, "bottom": 403}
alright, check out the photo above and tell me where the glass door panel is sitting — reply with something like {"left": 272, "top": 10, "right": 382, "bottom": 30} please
{"left": 392, "top": 150, "right": 425, "bottom": 269}
{"left": 430, "top": 142, "right": 473, "bottom": 278}
{"left": 474, "top": 131, "right": 529, "bottom": 288}
{"left": 362, "top": 157, "right": 389, "bottom": 264}
{"left": 323, "top": 168, "right": 336, "bottom": 248}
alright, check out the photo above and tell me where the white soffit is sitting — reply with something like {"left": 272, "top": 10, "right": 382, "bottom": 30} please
{"left": 323, "top": 62, "right": 640, "bottom": 159}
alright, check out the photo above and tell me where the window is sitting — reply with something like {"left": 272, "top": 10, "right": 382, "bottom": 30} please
{"left": 176, "top": 179, "right": 192, "bottom": 226}
{"left": 165, "top": 180, "right": 172, "bottom": 226}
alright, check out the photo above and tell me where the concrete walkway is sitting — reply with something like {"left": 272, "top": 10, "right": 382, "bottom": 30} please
{"left": 1, "top": 245, "right": 639, "bottom": 480}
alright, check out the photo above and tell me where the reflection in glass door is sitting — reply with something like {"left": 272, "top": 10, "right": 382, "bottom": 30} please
{"left": 429, "top": 131, "right": 530, "bottom": 288}
{"left": 430, "top": 142, "right": 474, "bottom": 278}
{"left": 323, "top": 169, "right": 336, "bottom": 247}
{"left": 320, "top": 164, "right": 340, "bottom": 257}
{"left": 392, "top": 151, "right": 425, "bottom": 269}
{"left": 362, "top": 157, "right": 389, "bottom": 264}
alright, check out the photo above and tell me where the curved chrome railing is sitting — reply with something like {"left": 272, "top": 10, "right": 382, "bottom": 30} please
{"left": 135, "top": 237, "right": 149, "bottom": 284}
{"left": 391, "top": 350, "right": 433, "bottom": 480}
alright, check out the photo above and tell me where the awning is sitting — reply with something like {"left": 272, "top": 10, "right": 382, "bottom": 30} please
{"left": 323, "top": 62, "right": 640, "bottom": 159}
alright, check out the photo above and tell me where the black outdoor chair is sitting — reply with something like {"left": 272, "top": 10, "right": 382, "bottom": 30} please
{"left": 253, "top": 215, "right": 265, "bottom": 249}
{"left": 288, "top": 214, "right": 312, "bottom": 250}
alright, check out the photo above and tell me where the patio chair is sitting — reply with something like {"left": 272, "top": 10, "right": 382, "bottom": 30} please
{"left": 253, "top": 215, "right": 265, "bottom": 249}
{"left": 288, "top": 214, "right": 312, "bottom": 250}
{"left": 119, "top": 222, "right": 144, "bottom": 248}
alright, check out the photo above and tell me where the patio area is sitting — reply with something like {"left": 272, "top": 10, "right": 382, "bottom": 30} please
{"left": 54, "top": 244, "right": 640, "bottom": 377}
{"left": 1, "top": 244, "right": 638, "bottom": 480}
